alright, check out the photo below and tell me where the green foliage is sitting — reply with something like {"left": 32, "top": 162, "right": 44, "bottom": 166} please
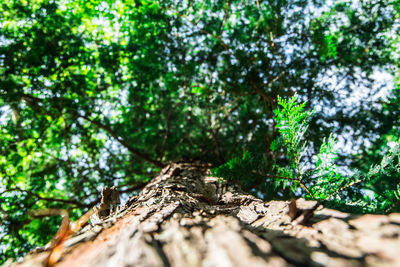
{"left": 211, "top": 150, "right": 296, "bottom": 199}
{"left": 312, "top": 134, "right": 344, "bottom": 199}
{"left": 366, "top": 142, "right": 400, "bottom": 213}
{"left": 213, "top": 95, "right": 400, "bottom": 213}
{"left": 272, "top": 95, "right": 314, "bottom": 179}
{"left": 0, "top": 0, "right": 399, "bottom": 263}
{"left": 212, "top": 151, "right": 260, "bottom": 190}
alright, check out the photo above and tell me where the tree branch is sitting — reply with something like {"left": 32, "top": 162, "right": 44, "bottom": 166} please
{"left": 0, "top": 187, "right": 89, "bottom": 208}
{"left": 251, "top": 171, "right": 298, "bottom": 181}
{"left": 207, "top": 112, "right": 224, "bottom": 162}
{"left": 170, "top": 7, "right": 233, "bottom": 55}
{"left": 21, "top": 93, "right": 165, "bottom": 168}
{"left": 79, "top": 115, "right": 165, "bottom": 168}
{"left": 159, "top": 102, "right": 181, "bottom": 161}
{"left": 118, "top": 181, "right": 148, "bottom": 194}
{"left": 252, "top": 171, "right": 315, "bottom": 199}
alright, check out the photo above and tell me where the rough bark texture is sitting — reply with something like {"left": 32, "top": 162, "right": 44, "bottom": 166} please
{"left": 11, "top": 162, "right": 400, "bottom": 267}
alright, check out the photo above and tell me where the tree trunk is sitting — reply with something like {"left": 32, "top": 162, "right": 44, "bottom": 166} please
{"left": 13, "top": 162, "right": 400, "bottom": 267}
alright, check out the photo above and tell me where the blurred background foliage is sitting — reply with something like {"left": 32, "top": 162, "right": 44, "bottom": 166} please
{"left": 0, "top": 0, "right": 399, "bottom": 262}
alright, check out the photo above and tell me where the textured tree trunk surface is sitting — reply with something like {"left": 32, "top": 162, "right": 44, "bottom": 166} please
{"left": 13, "top": 162, "right": 400, "bottom": 267}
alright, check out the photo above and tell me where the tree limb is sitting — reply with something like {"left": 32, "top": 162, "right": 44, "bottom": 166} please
{"left": 79, "top": 115, "right": 165, "bottom": 168}
{"left": 0, "top": 187, "right": 89, "bottom": 208}
{"left": 118, "top": 181, "right": 148, "bottom": 194}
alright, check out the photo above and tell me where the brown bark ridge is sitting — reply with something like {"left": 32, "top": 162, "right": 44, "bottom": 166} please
{"left": 10, "top": 162, "right": 400, "bottom": 267}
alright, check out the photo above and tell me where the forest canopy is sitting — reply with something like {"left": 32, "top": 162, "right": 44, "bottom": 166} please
{"left": 0, "top": 0, "right": 400, "bottom": 262}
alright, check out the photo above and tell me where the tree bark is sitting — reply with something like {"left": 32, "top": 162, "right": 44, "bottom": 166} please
{"left": 13, "top": 162, "right": 400, "bottom": 267}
